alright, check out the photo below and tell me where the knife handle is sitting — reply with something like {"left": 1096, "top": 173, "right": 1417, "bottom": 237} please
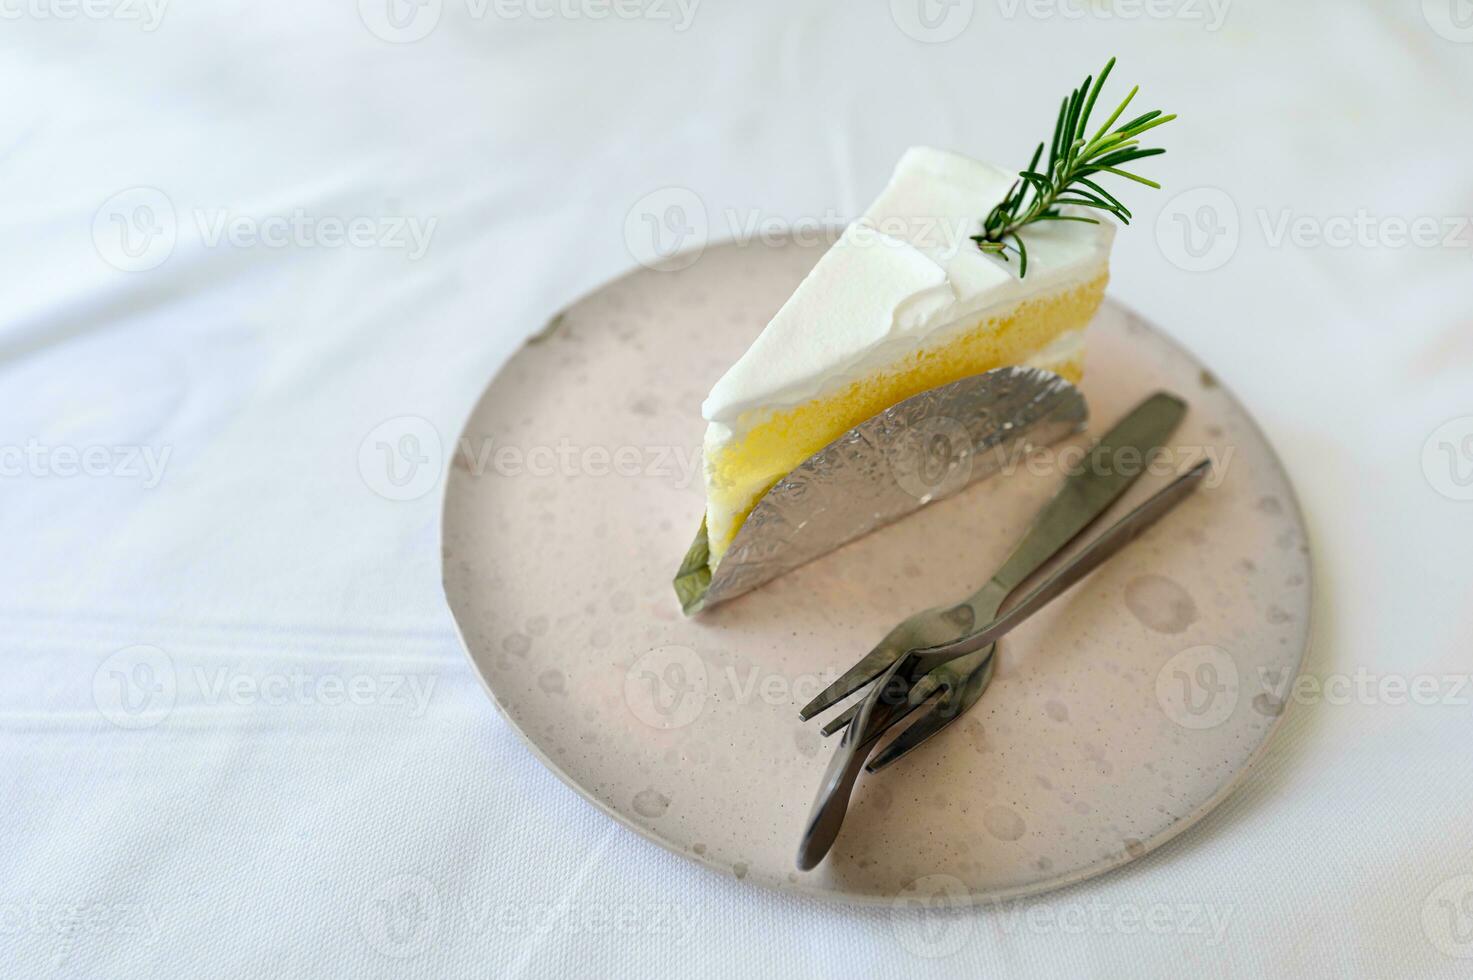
{"left": 987, "top": 391, "right": 1186, "bottom": 595}
{"left": 917, "top": 458, "right": 1211, "bottom": 665}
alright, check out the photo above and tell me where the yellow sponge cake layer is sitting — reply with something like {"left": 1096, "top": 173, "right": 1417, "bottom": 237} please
{"left": 704, "top": 271, "right": 1105, "bottom": 560}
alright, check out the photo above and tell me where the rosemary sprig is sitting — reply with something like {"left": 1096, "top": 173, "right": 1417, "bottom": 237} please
{"left": 972, "top": 57, "right": 1175, "bottom": 277}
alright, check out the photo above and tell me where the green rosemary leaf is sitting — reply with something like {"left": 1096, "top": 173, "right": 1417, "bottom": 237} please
{"left": 1074, "top": 73, "right": 1094, "bottom": 141}
{"left": 1088, "top": 84, "right": 1139, "bottom": 148}
{"left": 1098, "top": 166, "right": 1161, "bottom": 188}
{"left": 1063, "top": 86, "right": 1085, "bottom": 168}
{"left": 973, "top": 57, "right": 1173, "bottom": 277}
{"left": 1036, "top": 214, "right": 1102, "bottom": 225}
{"left": 1076, "top": 176, "right": 1131, "bottom": 216}
{"left": 1116, "top": 109, "right": 1163, "bottom": 133}
{"left": 1053, "top": 195, "right": 1124, "bottom": 213}
{"left": 995, "top": 181, "right": 1022, "bottom": 219}
{"left": 1053, "top": 201, "right": 1128, "bottom": 222}
{"left": 1094, "top": 146, "right": 1166, "bottom": 168}
{"left": 1119, "top": 113, "right": 1176, "bottom": 139}
{"left": 1076, "top": 57, "right": 1115, "bottom": 140}
{"left": 1026, "top": 142, "right": 1044, "bottom": 176}
{"left": 1049, "top": 96, "right": 1068, "bottom": 172}
{"left": 1019, "top": 170, "right": 1054, "bottom": 191}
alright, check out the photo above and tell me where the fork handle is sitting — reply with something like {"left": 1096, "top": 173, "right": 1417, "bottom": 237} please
{"left": 915, "top": 459, "right": 1210, "bottom": 666}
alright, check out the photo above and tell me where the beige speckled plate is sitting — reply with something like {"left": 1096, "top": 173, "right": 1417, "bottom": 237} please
{"left": 440, "top": 237, "right": 1312, "bottom": 906}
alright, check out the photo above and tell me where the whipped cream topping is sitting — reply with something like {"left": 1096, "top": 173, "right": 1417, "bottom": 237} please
{"left": 702, "top": 147, "right": 1114, "bottom": 436}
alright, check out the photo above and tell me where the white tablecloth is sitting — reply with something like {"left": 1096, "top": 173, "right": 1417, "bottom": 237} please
{"left": 5, "top": 2, "right": 1472, "bottom": 976}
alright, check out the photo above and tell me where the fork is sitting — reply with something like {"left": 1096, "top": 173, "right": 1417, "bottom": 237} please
{"left": 799, "top": 391, "right": 1189, "bottom": 760}
{"left": 796, "top": 456, "right": 1210, "bottom": 870}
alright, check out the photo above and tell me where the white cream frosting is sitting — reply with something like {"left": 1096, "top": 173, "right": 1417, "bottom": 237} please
{"left": 701, "top": 147, "right": 1114, "bottom": 442}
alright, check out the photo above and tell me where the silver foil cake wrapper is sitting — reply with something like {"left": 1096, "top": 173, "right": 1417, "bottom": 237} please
{"left": 674, "top": 366, "right": 1088, "bottom": 614}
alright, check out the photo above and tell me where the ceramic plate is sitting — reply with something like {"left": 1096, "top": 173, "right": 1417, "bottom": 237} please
{"left": 441, "top": 237, "right": 1312, "bottom": 905}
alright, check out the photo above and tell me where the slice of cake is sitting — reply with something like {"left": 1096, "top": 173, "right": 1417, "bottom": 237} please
{"left": 700, "top": 146, "right": 1115, "bottom": 565}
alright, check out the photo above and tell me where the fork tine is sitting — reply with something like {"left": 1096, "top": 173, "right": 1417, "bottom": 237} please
{"left": 820, "top": 664, "right": 940, "bottom": 735}
{"left": 820, "top": 652, "right": 965, "bottom": 737}
{"left": 865, "top": 647, "right": 997, "bottom": 772}
{"left": 801, "top": 604, "right": 976, "bottom": 721}
{"left": 802, "top": 647, "right": 902, "bottom": 722}
{"left": 819, "top": 700, "right": 861, "bottom": 737}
